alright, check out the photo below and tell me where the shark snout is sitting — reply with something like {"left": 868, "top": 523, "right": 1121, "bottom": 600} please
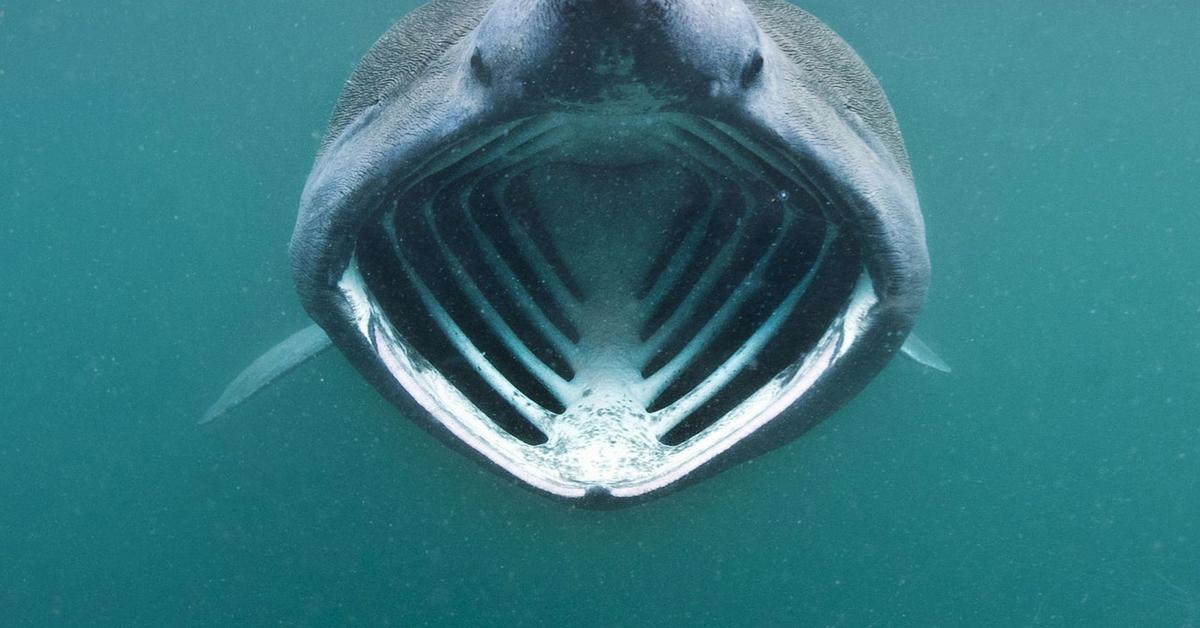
{"left": 470, "top": 0, "right": 763, "bottom": 105}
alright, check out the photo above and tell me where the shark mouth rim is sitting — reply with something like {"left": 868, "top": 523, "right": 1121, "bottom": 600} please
{"left": 332, "top": 112, "right": 880, "bottom": 500}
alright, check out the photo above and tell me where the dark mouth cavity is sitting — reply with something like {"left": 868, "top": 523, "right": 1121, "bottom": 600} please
{"left": 352, "top": 114, "right": 862, "bottom": 447}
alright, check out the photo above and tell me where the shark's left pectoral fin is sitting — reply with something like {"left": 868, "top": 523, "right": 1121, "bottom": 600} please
{"left": 201, "top": 324, "right": 334, "bottom": 424}
{"left": 900, "top": 333, "right": 951, "bottom": 373}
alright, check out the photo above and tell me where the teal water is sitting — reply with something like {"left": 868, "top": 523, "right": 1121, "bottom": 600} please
{"left": 3, "top": 1, "right": 1199, "bottom": 625}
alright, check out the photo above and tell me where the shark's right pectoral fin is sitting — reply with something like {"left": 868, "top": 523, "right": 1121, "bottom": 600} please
{"left": 200, "top": 324, "right": 334, "bottom": 424}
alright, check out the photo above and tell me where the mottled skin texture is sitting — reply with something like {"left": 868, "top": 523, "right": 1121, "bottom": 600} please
{"left": 321, "top": 0, "right": 494, "bottom": 155}
{"left": 290, "top": 0, "right": 929, "bottom": 504}
{"left": 746, "top": 0, "right": 911, "bottom": 180}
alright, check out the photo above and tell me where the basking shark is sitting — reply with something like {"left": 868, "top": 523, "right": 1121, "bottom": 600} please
{"left": 206, "top": 0, "right": 948, "bottom": 505}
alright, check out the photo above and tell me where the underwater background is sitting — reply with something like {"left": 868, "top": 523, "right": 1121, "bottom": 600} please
{"left": 3, "top": 1, "right": 1199, "bottom": 625}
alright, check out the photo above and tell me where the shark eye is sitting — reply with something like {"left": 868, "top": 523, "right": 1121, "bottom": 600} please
{"left": 740, "top": 52, "right": 764, "bottom": 89}
{"left": 470, "top": 48, "right": 493, "bottom": 87}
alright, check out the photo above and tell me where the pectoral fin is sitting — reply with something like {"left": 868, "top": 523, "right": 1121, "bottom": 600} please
{"left": 201, "top": 324, "right": 334, "bottom": 424}
{"left": 900, "top": 333, "right": 951, "bottom": 373}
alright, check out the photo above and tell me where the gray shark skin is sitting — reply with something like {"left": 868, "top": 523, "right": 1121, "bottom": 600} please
{"left": 277, "top": 0, "right": 931, "bottom": 506}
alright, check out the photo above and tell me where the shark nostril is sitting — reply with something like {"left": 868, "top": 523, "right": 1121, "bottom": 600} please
{"left": 470, "top": 48, "right": 493, "bottom": 87}
{"left": 740, "top": 52, "right": 764, "bottom": 89}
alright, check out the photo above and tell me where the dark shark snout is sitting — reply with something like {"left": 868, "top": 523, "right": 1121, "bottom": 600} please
{"left": 472, "top": 0, "right": 763, "bottom": 105}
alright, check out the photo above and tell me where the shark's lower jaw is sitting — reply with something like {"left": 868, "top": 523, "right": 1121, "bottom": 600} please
{"left": 335, "top": 113, "right": 878, "bottom": 501}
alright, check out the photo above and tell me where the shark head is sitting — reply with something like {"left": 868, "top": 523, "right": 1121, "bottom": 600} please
{"left": 287, "top": 0, "right": 929, "bottom": 505}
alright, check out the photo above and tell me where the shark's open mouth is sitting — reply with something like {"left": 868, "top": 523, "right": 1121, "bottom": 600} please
{"left": 334, "top": 113, "right": 879, "bottom": 499}
{"left": 194, "top": 1, "right": 937, "bottom": 507}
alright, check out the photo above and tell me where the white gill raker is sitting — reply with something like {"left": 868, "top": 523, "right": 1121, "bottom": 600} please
{"left": 444, "top": 121, "right": 587, "bottom": 312}
{"left": 490, "top": 172, "right": 586, "bottom": 315}
{"left": 636, "top": 187, "right": 715, "bottom": 311}
{"left": 635, "top": 126, "right": 805, "bottom": 327}
{"left": 657, "top": 127, "right": 803, "bottom": 215}
{"left": 634, "top": 140, "right": 734, "bottom": 310}
{"left": 456, "top": 181, "right": 582, "bottom": 361}
{"left": 430, "top": 134, "right": 583, "bottom": 361}
{"left": 635, "top": 182, "right": 757, "bottom": 360}
{"left": 411, "top": 116, "right": 564, "bottom": 189}
{"left": 455, "top": 133, "right": 589, "bottom": 314}
{"left": 651, "top": 223, "right": 838, "bottom": 435}
{"left": 687, "top": 118, "right": 823, "bottom": 204}
{"left": 384, "top": 220, "right": 559, "bottom": 435}
{"left": 418, "top": 194, "right": 577, "bottom": 405}
{"left": 386, "top": 130, "right": 582, "bottom": 366}
{"left": 501, "top": 186, "right": 585, "bottom": 300}
{"left": 639, "top": 207, "right": 796, "bottom": 402}
{"left": 480, "top": 135, "right": 590, "bottom": 304}
{"left": 390, "top": 117, "right": 569, "bottom": 230}
{"left": 457, "top": 123, "right": 576, "bottom": 185}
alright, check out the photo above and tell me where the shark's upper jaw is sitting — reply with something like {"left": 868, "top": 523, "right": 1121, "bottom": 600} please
{"left": 319, "top": 112, "right": 892, "bottom": 502}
